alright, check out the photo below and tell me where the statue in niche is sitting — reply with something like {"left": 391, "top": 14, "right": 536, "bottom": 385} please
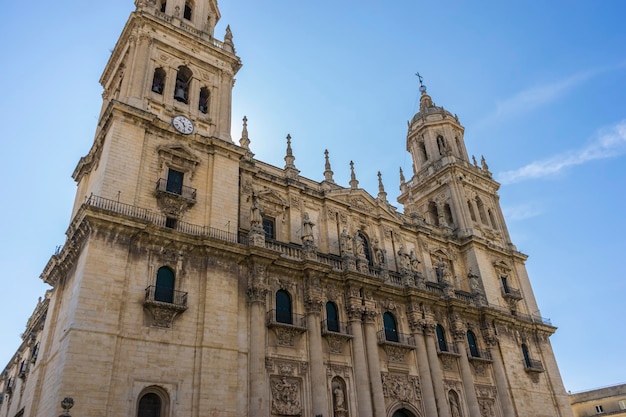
{"left": 340, "top": 228, "right": 352, "bottom": 255}
{"left": 333, "top": 385, "right": 345, "bottom": 410}
{"left": 468, "top": 268, "right": 481, "bottom": 293}
{"left": 250, "top": 194, "right": 263, "bottom": 232}
{"left": 353, "top": 232, "right": 365, "bottom": 257}
{"left": 301, "top": 212, "right": 315, "bottom": 244}
{"left": 450, "top": 394, "right": 462, "bottom": 417}
{"left": 409, "top": 249, "right": 420, "bottom": 272}
{"left": 397, "top": 246, "right": 410, "bottom": 271}
{"left": 435, "top": 257, "right": 447, "bottom": 283}
{"left": 373, "top": 239, "right": 385, "bottom": 267}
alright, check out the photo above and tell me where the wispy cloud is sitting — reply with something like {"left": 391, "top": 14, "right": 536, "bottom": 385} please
{"left": 498, "top": 121, "right": 626, "bottom": 184}
{"left": 492, "top": 70, "right": 595, "bottom": 118}
{"left": 502, "top": 202, "right": 543, "bottom": 221}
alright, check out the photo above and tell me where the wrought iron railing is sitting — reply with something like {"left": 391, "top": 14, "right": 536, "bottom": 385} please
{"left": 321, "top": 319, "right": 352, "bottom": 336}
{"left": 523, "top": 358, "right": 544, "bottom": 372}
{"left": 266, "top": 310, "right": 307, "bottom": 329}
{"left": 468, "top": 347, "right": 492, "bottom": 361}
{"left": 156, "top": 178, "right": 197, "bottom": 201}
{"left": 144, "top": 285, "right": 188, "bottom": 309}
{"left": 377, "top": 330, "right": 416, "bottom": 347}
{"left": 501, "top": 286, "right": 522, "bottom": 299}
{"left": 437, "top": 343, "right": 460, "bottom": 355}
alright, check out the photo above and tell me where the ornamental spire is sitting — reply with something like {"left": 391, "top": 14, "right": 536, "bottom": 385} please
{"left": 239, "top": 116, "right": 250, "bottom": 150}
{"left": 284, "top": 134, "right": 300, "bottom": 179}
{"left": 323, "top": 149, "right": 335, "bottom": 183}
{"left": 377, "top": 171, "right": 387, "bottom": 202}
{"left": 349, "top": 161, "right": 359, "bottom": 189}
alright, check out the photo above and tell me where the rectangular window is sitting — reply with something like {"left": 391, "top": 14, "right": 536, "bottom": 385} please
{"left": 501, "top": 276, "right": 510, "bottom": 293}
{"left": 595, "top": 405, "right": 604, "bottom": 413}
{"left": 262, "top": 217, "right": 275, "bottom": 240}
{"left": 166, "top": 169, "right": 184, "bottom": 195}
{"left": 619, "top": 400, "right": 626, "bottom": 410}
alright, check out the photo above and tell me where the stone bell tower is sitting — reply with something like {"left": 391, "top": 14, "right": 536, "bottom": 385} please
{"left": 399, "top": 82, "right": 512, "bottom": 247}
{"left": 71, "top": 0, "right": 243, "bottom": 229}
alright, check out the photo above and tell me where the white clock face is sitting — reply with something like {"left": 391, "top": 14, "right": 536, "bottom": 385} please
{"left": 172, "top": 115, "right": 194, "bottom": 134}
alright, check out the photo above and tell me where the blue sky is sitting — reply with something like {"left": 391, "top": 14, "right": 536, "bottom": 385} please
{"left": 1, "top": 0, "right": 625, "bottom": 393}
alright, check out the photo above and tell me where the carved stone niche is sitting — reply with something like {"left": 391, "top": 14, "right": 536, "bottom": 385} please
{"left": 270, "top": 376, "right": 303, "bottom": 416}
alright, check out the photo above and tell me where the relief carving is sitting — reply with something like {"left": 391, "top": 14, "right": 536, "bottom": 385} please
{"left": 381, "top": 373, "right": 420, "bottom": 402}
{"left": 270, "top": 377, "right": 302, "bottom": 416}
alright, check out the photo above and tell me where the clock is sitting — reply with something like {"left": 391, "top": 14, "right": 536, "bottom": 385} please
{"left": 172, "top": 115, "right": 194, "bottom": 135}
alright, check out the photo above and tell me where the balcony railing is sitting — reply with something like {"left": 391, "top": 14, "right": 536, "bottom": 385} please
{"left": 377, "top": 330, "right": 416, "bottom": 348}
{"left": 321, "top": 319, "right": 352, "bottom": 336}
{"left": 523, "top": 358, "right": 545, "bottom": 372}
{"left": 501, "top": 286, "right": 523, "bottom": 300}
{"left": 468, "top": 348, "right": 492, "bottom": 362}
{"left": 156, "top": 178, "right": 197, "bottom": 201}
{"left": 266, "top": 310, "right": 307, "bottom": 330}
{"left": 144, "top": 285, "right": 188, "bottom": 309}
{"left": 437, "top": 343, "right": 460, "bottom": 356}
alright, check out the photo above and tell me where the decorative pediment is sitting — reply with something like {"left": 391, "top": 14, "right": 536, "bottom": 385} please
{"left": 157, "top": 145, "right": 200, "bottom": 174}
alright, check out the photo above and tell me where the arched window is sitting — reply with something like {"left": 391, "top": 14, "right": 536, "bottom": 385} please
{"left": 159, "top": 1, "right": 166, "bottom": 13}
{"left": 444, "top": 203, "right": 454, "bottom": 226}
{"left": 137, "top": 387, "right": 168, "bottom": 417}
{"left": 437, "top": 135, "right": 447, "bottom": 155}
{"left": 199, "top": 87, "right": 210, "bottom": 114}
{"left": 428, "top": 201, "right": 440, "bottom": 226}
{"left": 174, "top": 66, "right": 192, "bottom": 103}
{"left": 155, "top": 266, "right": 175, "bottom": 303}
{"left": 383, "top": 312, "right": 399, "bottom": 342}
{"left": 436, "top": 324, "right": 448, "bottom": 352}
{"left": 522, "top": 344, "right": 531, "bottom": 368}
{"left": 326, "top": 302, "right": 339, "bottom": 333}
{"left": 419, "top": 141, "right": 428, "bottom": 162}
{"left": 184, "top": 2, "right": 193, "bottom": 20}
{"left": 392, "top": 410, "right": 415, "bottom": 417}
{"left": 151, "top": 68, "right": 166, "bottom": 94}
{"left": 138, "top": 393, "right": 161, "bottom": 417}
{"left": 467, "top": 200, "right": 476, "bottom": 222}
{"left": 476, "top": 197, "right": 488, "bottom": 224}
{"left": 276, "top": 290, "right": 292, "bottom": 324}
{"left": 488, "top": 208, "right": 498, "bottom": 229}
{"left": 467, "top": 330, "right": 479, "bottom": 358}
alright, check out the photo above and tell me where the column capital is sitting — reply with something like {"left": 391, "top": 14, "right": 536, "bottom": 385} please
{"left": 346, "top": 304, "right": 365, "bottom": 321}
{"left": 422, "top": 320, "right": 437, "bottom": 336}
{"left": 363, "top": 308, "right": 379, "bottom": 324}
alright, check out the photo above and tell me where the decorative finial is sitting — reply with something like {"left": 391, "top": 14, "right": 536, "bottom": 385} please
{"left": 323, "top": 149, "right": 335, "bottom": 183}
{"left": 416, "top": 72, "right": 427, "bottom": 93}
{"left": 239, "top": 116, "right": 250, "bottom": 150}
{"left": 399, "top": 167, "right": 406, "bottom": 184}
{"left": 224, "top": 25, "right": 235, "bottom": 53}
{"left": 349, "top": 161, "right": 359, "bottom": 189}
{"left": 284, "top": 134, "right": 299, "bottom": 178}
{"left": 377, "top": 171, "right": 387, "bottom": 202}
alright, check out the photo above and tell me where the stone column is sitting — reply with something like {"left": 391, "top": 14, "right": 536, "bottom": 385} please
{"left": 127, "top": 33, "right": 151, "bottom": 107}
{"left": 452, "top": 331, "right": 481, "bottom": 417}
{"left": 487, "top": 339, "right": 515, "bottom": 417}
{"left": 306, "top": 302, "right": 328, "bottom": 417}
{"left": 363, "top": 310, "right": 386, "bottom": 417}
{"left": 248, "top": 264, "right": 269, "bottom": 417}
{"left": 411, "top": 322, "right": 438, "bottom": 417}
{"left": 217, "top": 71, "right": 234, "bottom": 141}
{"left": 423, "top": 322, "right": 451, "bottom": 417}
{"left": 347, "top": 307, "right": 373, "bottom": 417}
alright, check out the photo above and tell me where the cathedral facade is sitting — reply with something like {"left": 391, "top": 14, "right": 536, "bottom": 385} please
{"left": 0, "top": 1, "right": 574, "bottom": 417}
